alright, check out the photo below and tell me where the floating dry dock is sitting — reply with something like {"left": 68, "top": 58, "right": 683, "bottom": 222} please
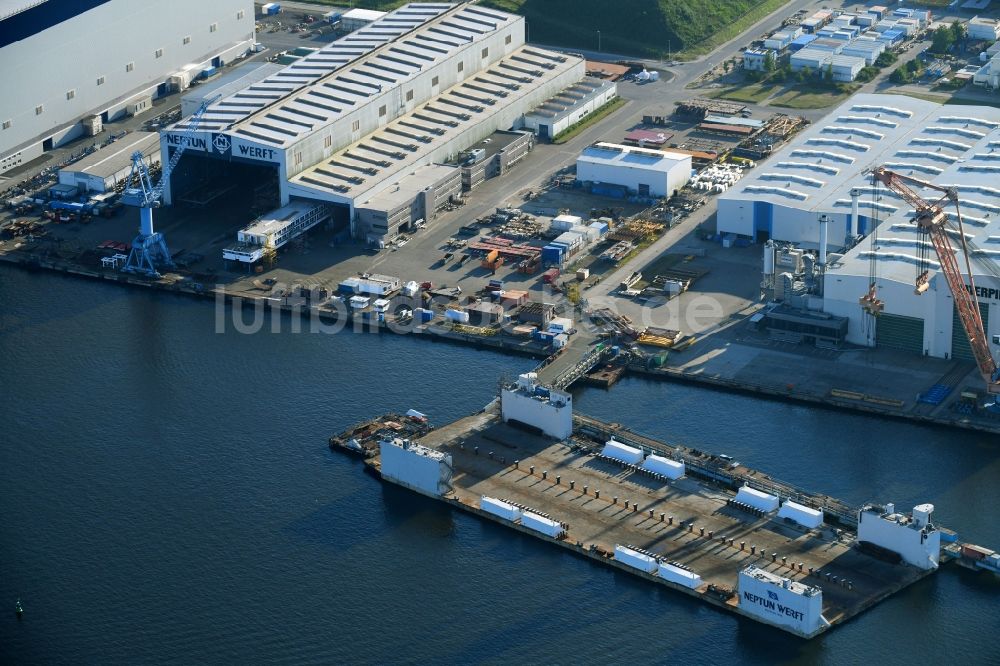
{"left": 326, "top": 375, "right": 995, "bottom": 639}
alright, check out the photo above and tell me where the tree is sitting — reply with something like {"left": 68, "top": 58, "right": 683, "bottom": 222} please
{"left": 798, "top": 65, "right": 811, "bottom": 83}
{"left": 890, "top": 66, "right": 911, "bottom": 84}
{"left": 825, "top": 63, "right": 834, "bottom": 83}
{"left": 764, "top": 50, "right": 776, "bottom": 72}
{"left": 875, "top": 51, "right": 897, "bottom": 68}
{"left": 950, "top": 20, "right": 965, "bottom": 44}
{"left": 931, "top": 25, "right": 955, "bottom": 54}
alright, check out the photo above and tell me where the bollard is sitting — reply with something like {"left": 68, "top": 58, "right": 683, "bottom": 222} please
{"left": 529, "top": 465, "right": 535, "bottom": 475}
{"left": 613, "top": 496, "right": 618, "bottom": 505}
{"left": 595, "top": 489, "right": 600, "bottom": 499}
{"left": 708, "top": 531, "right": 714, "bottom": 539}
{"left": 798, "top": 563, "right": 803, "bottom": 572}
{"left": 808, "top": 567, "right": 814, "bottom": 575}
{"left": 781, "top": 556, "right": 787, "bottom": 566}
{"left": 660, "top": 513, "right": 665, "bottom": 522}
{"left": 542, "top": 470, "right": 547, "bottom": 480}
{"left": 515, "top": 460, "right": 519, "bottom": 469}
{"left": 649, "top": 509, "right": 655, "bottom": 518}
{"left": 583, "top": 485, "right": 588, "bottom": 494}
{"left": 624, "top": 500, "right": 629, "bottom": 509}
{"left": 825, "top": 572, "right": 831, "bottom": 581}
{"left": 740, "top": 541, "right": 745, "bottom": 551}
{"left": 555, "top": 475, "right": 560, "bottom": 485}
{"left": 570, "top": 480, "right": 575, "bottom": 490}
{"left": 633, "top": 504, "right": 638, "bottom": 513}
{"left": 668, "top": 516, "right": 674, "bottom": 525}
{"left": 772, "top": 553, "right": 777, "bottom": 563}
{"left": 488, "top": 451, "right": 494, "bottom": 459}
{"left": 688, "top": 524, "right": 693, "bottom": 533}
{"left": 750, "top": 545, "right": 756, "bottom": 555}
{"left": 699, "top": 527, "right": 705, "bottom": 537}
{"left": 474, "top": 446, "right": 479, "bottom": 456}
{"left": 848, "top": 581, "right": 853, "bottom": 591}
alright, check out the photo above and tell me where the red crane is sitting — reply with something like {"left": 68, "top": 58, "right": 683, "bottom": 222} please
{"left": 865, "top": 166, "right": 1000, "bottom": 395}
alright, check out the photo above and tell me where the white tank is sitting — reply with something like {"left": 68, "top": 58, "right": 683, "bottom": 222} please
{"left": 763, "top": 241, "right": 775, "bottom": 275}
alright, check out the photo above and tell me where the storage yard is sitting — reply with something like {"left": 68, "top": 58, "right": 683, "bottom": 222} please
{"left": 5, "top": 3, "right": 1000, "bottom": 432}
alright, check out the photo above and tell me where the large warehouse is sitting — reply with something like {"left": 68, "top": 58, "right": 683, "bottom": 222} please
{"left": 719, "top": 93, "right": 1000, "bottom": 362}
{"left": 161, "top": 2, "right": 586, "bottom": 247}
{"left": 0, "top": 0, "right": 255, "bottom": 174}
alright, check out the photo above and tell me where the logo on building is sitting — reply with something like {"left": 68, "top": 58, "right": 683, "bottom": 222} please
{"left": 767, "top": 591, "right": 779, "bottom": 601}
{"left": 212, "top": 133, "right": 232, "bottom": 156}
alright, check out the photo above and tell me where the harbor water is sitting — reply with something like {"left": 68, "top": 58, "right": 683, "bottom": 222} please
{"left": 1, "top": 266, "right": 998, "bottom": 665}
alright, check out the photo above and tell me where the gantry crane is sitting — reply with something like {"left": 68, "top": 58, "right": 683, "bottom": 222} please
{"left": 864, "top": 166, "right": 1000, "bottom": 395}
{"left": 120, "top": 97, "right": 217, "bottom": 277}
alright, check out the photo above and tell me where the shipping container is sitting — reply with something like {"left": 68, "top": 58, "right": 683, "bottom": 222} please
{"left": 542, "top": 268, "right": 560, "bottom": 283}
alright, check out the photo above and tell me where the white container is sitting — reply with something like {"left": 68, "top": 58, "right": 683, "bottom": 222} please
{"left": 602, "top": 440, "right": 644, "bottom": 465}
{"left": 778, "top": 500, "right": 823, "bottom": 529}
{"left": 614, "top": 545, "right": 658, "bottom": 573}
{"left": 658, "top": 562, "right": 702, "bottom": 588}
{"left": 445, "top": 309, "right": 470, "bottom": 323}
{"left": 735, "top": 485, "right": 780, "bottom": 512}
{"left": 641, "top": 454, "right": 685, "bottom": 479}
{"left": 480, "top": 496, "right": 521, "bottom": 522}
{"left": 521, "top": 511, "right": 564, "bottom": 537}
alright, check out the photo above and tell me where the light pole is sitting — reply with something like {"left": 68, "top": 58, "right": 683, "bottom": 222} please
{"left": 597, "top": 29, "right": 601, "bottom": 54}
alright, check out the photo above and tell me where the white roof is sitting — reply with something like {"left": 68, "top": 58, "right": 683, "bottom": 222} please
{"left": 578, "top": 142, "right": 690, "bottom": 172}
{"left": 60, "top": 132, "right": 159, "bottom": 179}
{"left": 170, "top": 3, "right": 518, "bottom": 148}
{"left": 342, "top": 8, "right": 387, "bottom": 22}
{"left": 239, "top": 200, "right": 318, "bottom": 237}
{"left": 289, "top": 45, "right": 577, "bottom": 201}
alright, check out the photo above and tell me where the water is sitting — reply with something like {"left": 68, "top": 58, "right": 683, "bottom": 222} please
{"left": 1, "top": 266, "right": 998, "bottom": 665}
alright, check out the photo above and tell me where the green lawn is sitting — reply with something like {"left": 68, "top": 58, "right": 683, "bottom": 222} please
{"left": 769, "top": 85, "right": 857, "bottom": 110}
{"left": 707, "top": 83, "right": 778, "bottom": 104}
{"left": 303, "top": 1, "right": 792, "bottom": 59}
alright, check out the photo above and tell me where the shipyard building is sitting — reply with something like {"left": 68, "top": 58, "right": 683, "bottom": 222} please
{"left": 0, "top": 0, "right": 255, "bottom": 174}
{"left": 161, "top": 2, "right": 587, "bottom": 250}
{"left": 718, "top": 94, "right": 1000, "bottom": 359}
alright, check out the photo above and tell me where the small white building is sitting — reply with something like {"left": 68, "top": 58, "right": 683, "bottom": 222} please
{"left": 380, "top": 437, "right": 454, "bottom": 497}
{"left": 857, "top": 503, "right": 941, "bottom": 570}
{"left": 57, "top": 132, "right": 160, "bottom": 193}
{"left": 743, "top": 48, "right": 774, "bottom": 72}
{"left": 791, "top": 48, "right": 833, "bottom": 72}
{"left": 841, "top": 38, "right": 885, "bottom": 66}
{"left": 576, "top": 142, "right": 691, "bottom": 199}
{"left": 500, "top": 372, "right": 573, "bottom": 440}
{"left": 739, "top": 565, "right": 828, "bottom": 637}
{"left": 830, "top": 55, "right": 866, "bottom": 82}
{"left": 521, "top": 79, "right": 617, "bottom": 140}
{"left": 969, "top": 16, "right": 1000, "bottom": 42}
{"left": 340, "top": 8, "right": 387, "bottom": 32}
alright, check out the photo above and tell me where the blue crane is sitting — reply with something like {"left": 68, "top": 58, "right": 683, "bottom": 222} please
{"left": 120, "top": 97, "right": 218, "bottom": 276}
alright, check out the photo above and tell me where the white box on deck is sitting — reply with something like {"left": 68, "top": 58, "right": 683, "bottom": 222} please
{"left": 778, "top": 500, "right": 823, "bottom": 529}
{"left": 736, "top": 485, "right": 780, "bottom": 512}
{"left": 602, "top": 440, "right": 644, "bottom": 465}
{"left": 641, "top": 454, "right": 684, "bottom": 479}
{"left": 480, "top": 496, "right": 521, "bottom": 522}
{"left": 614, "top": 545, "right": 658, "bottom": 573}
{"left": 521, "top": 511, "right": 564, "bottom": 537}
{"left": 658, "top": 562, "right": 702, "bottom": 589}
